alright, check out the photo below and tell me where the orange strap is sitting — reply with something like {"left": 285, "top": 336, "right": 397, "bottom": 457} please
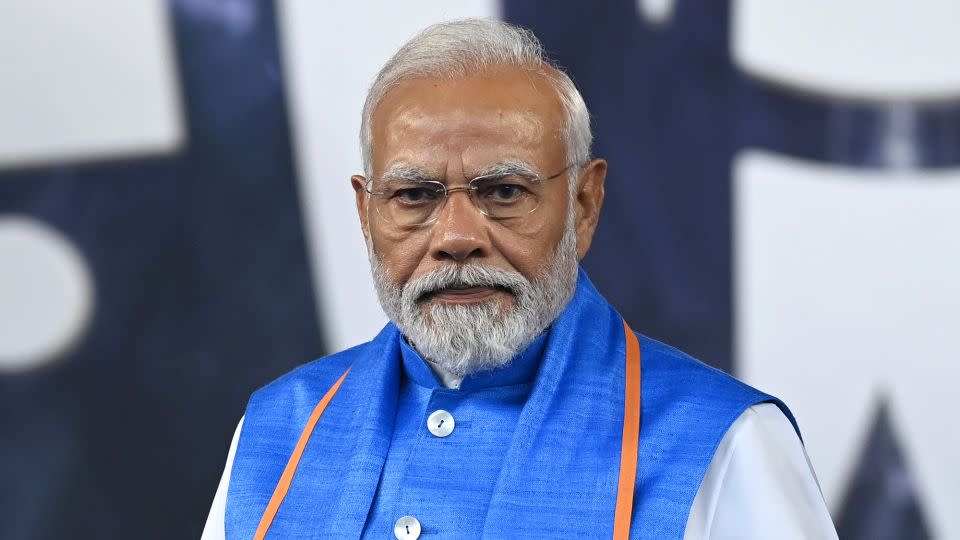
{"left": 254, "top": 366, "right": 351, "bottom": 540}
{"left": 613, "top": 320, "right": 642, "bottom": 539}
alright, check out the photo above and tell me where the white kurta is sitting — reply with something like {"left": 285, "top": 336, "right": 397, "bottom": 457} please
{"left": 202, "top": 402, "right": 838, "bottom": 539}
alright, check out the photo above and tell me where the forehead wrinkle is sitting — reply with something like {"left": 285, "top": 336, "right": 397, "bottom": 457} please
{"left": 386, "top": 102, "right": 547, "bottom": 150}
{"left": 373, "top": 73, "right": 565, "bottom": 184}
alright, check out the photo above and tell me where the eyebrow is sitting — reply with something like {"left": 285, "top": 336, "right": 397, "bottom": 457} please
{"left": 379, "top": 165, "right": 440, "bottom": 184}
{"left": 379, "top": 160, "right": 541, "bottom": 184}
{"left": 472, "top": 160, "right": 541, "bottom": 179}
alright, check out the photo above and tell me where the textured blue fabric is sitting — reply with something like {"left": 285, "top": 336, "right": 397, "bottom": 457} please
{"left": 226, "top": 269, "right": 797, "bottom": 539}
{"left": 360, "top": 329, "right": 547, "bottom": 537}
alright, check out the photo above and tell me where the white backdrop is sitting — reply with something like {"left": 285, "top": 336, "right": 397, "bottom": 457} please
{"left": 735, "top": 152, "right": 960, "bottom": 538}
{"left": 0, "top": 0, "right": 182, "bottom": 169}
{"left": 733, "top": 1, "right": 960, "bottom": 535}
{"left": 733, "top": 0, "right": 960, "bottom": 100}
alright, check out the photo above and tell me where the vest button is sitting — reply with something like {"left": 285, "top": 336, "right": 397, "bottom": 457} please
{"left": 427, "top": 409, "right": 455, "bottom": 437}
{"left": 394, "top": 515, "right": 421, "bottom": 539}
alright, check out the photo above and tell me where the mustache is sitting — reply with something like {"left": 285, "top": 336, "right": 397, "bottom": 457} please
{"left": 403, "top": 264, "right": 529, "bottom": 304}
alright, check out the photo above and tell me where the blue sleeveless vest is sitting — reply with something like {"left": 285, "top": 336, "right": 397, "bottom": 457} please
{"left": 226, "top": 269, "right": 798, "bottom": 539}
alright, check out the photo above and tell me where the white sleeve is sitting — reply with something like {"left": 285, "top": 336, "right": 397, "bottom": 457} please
{"left": 201, "top": 417, "right": 244, "bottom": 540}
{"left": 684, "top": 403, "right": 838, "bottom": 539}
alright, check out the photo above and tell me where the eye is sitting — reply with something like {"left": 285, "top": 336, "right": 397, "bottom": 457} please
{"left": 490, "top": 184, "right": 524, "bottom": 201}
{"left": 477, "top": 181, "right": 530, "bottom": 204}
{"left": 391, "top": 186, "right": 442, "bottom": 204}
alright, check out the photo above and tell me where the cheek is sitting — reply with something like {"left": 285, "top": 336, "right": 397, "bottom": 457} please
{"left": 498, "top": 197, "right": 570, "bottom": 270}
{"left": 493, "top": 222, "right": 565, "bottom": 276}
{"left": 370, "top": 226, "right": 431, "bottom": 282}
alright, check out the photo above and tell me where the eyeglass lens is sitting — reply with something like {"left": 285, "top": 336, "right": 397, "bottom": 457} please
{"left": 371, "top": 174, "right": 542, "bottom": 227}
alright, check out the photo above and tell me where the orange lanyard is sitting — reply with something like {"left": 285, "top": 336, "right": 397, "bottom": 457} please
{"left": 255, "top": 321, "right": 642, "bottom": 539}
{"left": 615, "top": 320, "right": 642, "bottom": 539}
{"left": 253, "top": 367, "right": 351, "bottom": 540}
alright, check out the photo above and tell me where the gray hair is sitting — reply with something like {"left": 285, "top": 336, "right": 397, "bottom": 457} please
{"left": 360, "top": 18, "right": 592, "bottom": 182}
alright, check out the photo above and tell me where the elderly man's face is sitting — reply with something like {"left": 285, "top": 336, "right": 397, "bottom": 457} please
{"left": 352, "top": 66, "right": 605, "bottom": 372}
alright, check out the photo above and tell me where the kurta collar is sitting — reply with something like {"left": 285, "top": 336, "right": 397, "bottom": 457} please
{"left": 399, "top": 330, "right": 548, "bottom": 391}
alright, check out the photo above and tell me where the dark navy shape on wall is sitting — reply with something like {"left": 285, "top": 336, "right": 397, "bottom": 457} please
{"left": 836, "top": 399, "right": 932, "bottom": 539}
{"left": 506, "top": 0, "right": 743, "bottom": 372}
{"left": 0, "top": 1, "right": 323, "bottom": 538}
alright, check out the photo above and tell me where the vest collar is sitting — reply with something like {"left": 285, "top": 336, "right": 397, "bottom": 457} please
{"left": 399, "top": 330, "right": 548, "bottom": 391}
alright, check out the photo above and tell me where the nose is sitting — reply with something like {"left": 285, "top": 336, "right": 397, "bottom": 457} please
{"left": 428, "top": 189, "right": 491, "bottom": 262}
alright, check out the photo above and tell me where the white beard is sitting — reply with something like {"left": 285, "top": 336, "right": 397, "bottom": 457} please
{"left": 368, "top": 211, "right": 579, "bottom": 377}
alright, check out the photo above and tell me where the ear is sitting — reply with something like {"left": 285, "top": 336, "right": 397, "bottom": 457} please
{"left": 351, "top": 175, "right": 370, "bottom": 240}
{"left": 573, "top": 158, "right": 607, "bottom": 260}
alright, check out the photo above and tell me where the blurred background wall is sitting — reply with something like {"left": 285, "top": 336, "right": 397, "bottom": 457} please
{"left": 0, "top": 1, "right": 957, "bottom": 538}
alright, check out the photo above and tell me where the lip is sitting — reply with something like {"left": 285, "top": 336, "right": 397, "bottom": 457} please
{"left": 428, "top": 286, "right": 503, "bottom": 304}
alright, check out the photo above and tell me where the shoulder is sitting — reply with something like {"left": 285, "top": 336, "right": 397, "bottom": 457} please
{"left": 637, "top": 334, "right": 793, "bottom": 416}
{"left": 639, "top": 334, "right": 763, "bottom": 398}
{"left": 635, "top": 332, "right": 800, "bottom": 443}
{"left": 628, "top": 335, "right": 806, "bottom": 537}
{"left": 250, "top": 342, "right": 360, "bottom": 404}
{"left": 231, "top": 327, "right": 396, "bottom": 469}
{"left": 250, "top": 324, "right": 396, "bottom": 406}
{"left": 237, "top": 324, "right": 397, "bottom": 439}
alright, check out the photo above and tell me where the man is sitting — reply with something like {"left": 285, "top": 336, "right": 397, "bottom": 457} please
{"left": 203, "top": 19, "right": 837, "bottom": 539}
